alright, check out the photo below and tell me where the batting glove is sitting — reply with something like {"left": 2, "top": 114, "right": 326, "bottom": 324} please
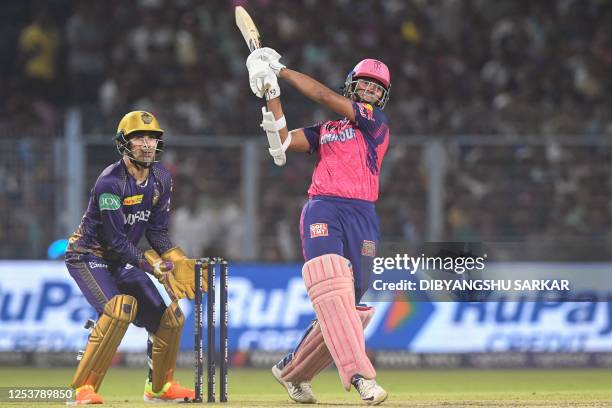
{"left": 249, "top": 47, "right": 286, "bottom": 77}
{"left": 247, "top": 54, "right": 281, "bottom": 99}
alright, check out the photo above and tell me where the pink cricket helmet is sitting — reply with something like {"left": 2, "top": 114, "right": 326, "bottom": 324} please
{"left": 343, "top": 59, "right": 391, "bottom": 109}
{"left": 352, "top": 59, "right": 391, "bottom": 88}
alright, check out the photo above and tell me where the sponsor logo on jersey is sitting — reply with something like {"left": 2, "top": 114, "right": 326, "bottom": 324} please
{"left": 309, "top": 223, "right": 328, "bottom": 238}
{"left": 99, "top": 193, "right": 121, "bottom": 211}
{"left": 361, "top": 240, "right": 376, "bottom": 257}
{"left": 359, "top": 103, "right": 375, "bottom": 121}
{"left": 88, "top": 261, "right": 108, "bottom": 269}
{"left": 320, "top": 127, "right": 356, "bottom": 145}
{"left": 123, "top": 194, "right": 144, "bottom": 206}
{"left": 124, "top": 210, "right": 151, "bottom": 225}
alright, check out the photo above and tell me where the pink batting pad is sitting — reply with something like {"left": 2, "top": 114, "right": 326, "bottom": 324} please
{"left": 302, "top": 254, "right": 376, "bottom": 390}
{"left": 281, "top": 306, "right": 375, "bottom": 383}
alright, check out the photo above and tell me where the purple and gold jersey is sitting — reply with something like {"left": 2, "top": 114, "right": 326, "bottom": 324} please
{"left": 67, "top": 160, "right": 173, "bottom": 265}
{"left": 303, "top": 102, "right": 390, "bottom": 202}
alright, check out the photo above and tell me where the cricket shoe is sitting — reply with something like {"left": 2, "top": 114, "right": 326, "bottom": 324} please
{"left": 351, "top": 374, "right": 388, "bottom": 405}
{"left": 272, "top": 364, "right": 317, "bottom": 404}
{"left": 68, "top": 385, "right": 103, "bottom": 405}
{"left": 143, "top": 379, "right": 195, "bottom": 402}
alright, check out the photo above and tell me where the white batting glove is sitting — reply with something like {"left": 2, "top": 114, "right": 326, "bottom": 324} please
{"left": 249, "top": 47, "right": 286, "bottom": 77}
{"left": 250, "top": 70, "right": 281, "bottom": 100}
{"left": 247, "top": 57, "right": 270, "bottom": 98}
{"left": 263, "top": 73, "right": 281, "bottom": 100}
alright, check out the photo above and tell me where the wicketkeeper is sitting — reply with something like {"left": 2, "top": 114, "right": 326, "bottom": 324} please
{"left": 64, "top": 111, "right": 204, "bottom": 404}
{"left": 247, "top": 48, "right": 391, "bottom": 405}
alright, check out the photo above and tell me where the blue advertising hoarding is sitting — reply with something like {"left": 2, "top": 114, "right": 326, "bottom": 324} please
{"left": 0, "top": 261, "right": 611, "bottom": 352}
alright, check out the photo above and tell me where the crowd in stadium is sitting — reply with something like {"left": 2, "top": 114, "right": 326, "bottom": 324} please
{"left": 0, "top": 0, "right": 611, "bottom": 260}
{"left": 3, "top": 0, "right": 612, "bottom": 136}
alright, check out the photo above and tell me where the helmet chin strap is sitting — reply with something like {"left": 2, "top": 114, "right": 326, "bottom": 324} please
{"left": 129, "top": 157, "right": 152, "bottom": 168}
{"left": 124, "top": 140, "right": 159, "bottom": 168}
{"left": 125, "top": 151, "right": 153, "bottom": 168}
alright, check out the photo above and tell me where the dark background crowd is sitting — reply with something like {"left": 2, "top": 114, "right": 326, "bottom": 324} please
{"left": 3, "top": 0, "right": 612, "bottom": 136}
{"left": 0, "top": 0, "right": 611, "bottom": 260}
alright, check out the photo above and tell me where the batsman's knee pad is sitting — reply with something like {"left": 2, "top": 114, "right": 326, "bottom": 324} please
{"left": 151, "top": 300, "right": 184, "bottom": 392}
{"left": 280, "top": 306, "right": 375, "bottom": 383}
{"left": 71, "top": 294, "right": 138, "bottom": 391}
{"left": 302, "top": 254, "right": 376, "bottom": 390}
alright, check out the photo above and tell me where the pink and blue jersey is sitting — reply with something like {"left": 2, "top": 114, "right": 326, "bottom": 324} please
{"left": 303, "top": 101, "right": 389, "bottom": 202}
{"left": 300, "top": 101, "right": 390, "bottom": 301}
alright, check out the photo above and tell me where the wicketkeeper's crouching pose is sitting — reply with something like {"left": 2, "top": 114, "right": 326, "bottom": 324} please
{"left": 64, "top": 111, "right": 205, "bottom": 404}
{"left": 247, "top": 48, "right": 391, "bottom": 405}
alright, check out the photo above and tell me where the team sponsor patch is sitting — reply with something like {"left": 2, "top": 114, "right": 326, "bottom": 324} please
{"left": 310, "top": 223, "right": 329, "bottom": 238}
{"left": 88, "top": 261, "right": 108, "bottom": 269}
{"left": 99, "top": 193, "right": 121, "bottom": 211}
{"left": 358, "top": 103, "right": 375, "bottom": 121}
{"left": 124, "top": 210, "right": 151, "bottom": 225}
{"left": 320, "top": 127, "right": 356, "bottom": 145}
{"left": 123, "top": 194, "right": 144, "bottom": 205}
{"left": 361, "top": 240, "right": 376, "bottom": 257}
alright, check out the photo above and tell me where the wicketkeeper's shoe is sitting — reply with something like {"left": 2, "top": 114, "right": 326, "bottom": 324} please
{"left": 70, "top": 385, "right": 104, "bottom": 405}
{"left": 351, "top": 374, "right": 388, "bottom": 405}
{"left": 272, "top": 364, "right": 317, "bottom": 404}
{"left": 143, "top": 379, "right": 195, "bottom": 402}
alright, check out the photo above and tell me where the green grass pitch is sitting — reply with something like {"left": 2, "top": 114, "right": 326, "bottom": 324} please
{"left": 0, "top": 367, "right": 611, "bottom": 407}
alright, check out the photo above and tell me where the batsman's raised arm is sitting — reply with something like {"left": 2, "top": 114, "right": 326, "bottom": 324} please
{"left": 246, "top": 48, "right": 312, "bottom": 162}
{"left": 278, "top": 68, "right": 355, "bottom": 122}
{"left": 265, "top": 98, "right": 311, "bottom": 153}
{"left": 246, "top": 47, "right": 355, "bottom": 121}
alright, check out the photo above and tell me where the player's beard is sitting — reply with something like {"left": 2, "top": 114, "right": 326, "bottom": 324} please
{"left": 130, "top": 148, "right": 156, "bottom": 168}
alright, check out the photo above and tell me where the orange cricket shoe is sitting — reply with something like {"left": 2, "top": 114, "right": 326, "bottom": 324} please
{"left": 71, "top": 385, "right": 104, "bottom": 405}
{"left": 143, "top": 379, "right": 195, "bottom": 403}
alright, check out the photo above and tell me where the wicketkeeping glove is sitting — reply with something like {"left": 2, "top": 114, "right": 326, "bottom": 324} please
{"left": 161, "top": 247, "right": 207, "bottom": 298}
{"left": 141, "top": 251, "right": 186, "bottom": 300}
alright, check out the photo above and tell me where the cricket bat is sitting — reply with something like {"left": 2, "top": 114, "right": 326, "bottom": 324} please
{"left": 235, "top": 6, "right": 262, "bottom": 52}
{"left": 235, "top": 6, "right": 288, "bottom": 166}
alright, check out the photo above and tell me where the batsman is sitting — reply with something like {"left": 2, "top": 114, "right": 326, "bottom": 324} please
{"left": 246, "top": 48, "right": 391, "bottom": 405}
{"left": 64, "top": 111, "right": 203, "bottom": 404}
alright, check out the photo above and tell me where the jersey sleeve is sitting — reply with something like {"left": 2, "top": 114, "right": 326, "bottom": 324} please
{"left": 352, "top": 102, "right": 389, "bottom": 142}
{"left": 95, "top": 177, "right": 144, "bottom": 264}
{"left": 145, "top": 166, "right": 174, "bottom": 254}
{"left": 301, "top": 123, "right": 322, "bottom": 154}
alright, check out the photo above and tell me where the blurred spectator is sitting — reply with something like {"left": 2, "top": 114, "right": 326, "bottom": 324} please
{"left": 18, "top": 6, "right": 59, "bottom": 103}
{"left": 65, "top": 1, "right": 107, "bottom": 104}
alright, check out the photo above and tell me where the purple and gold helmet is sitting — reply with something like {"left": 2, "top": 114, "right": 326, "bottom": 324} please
{"left": 114, "top": 111, "right": 165, "bottom": 166}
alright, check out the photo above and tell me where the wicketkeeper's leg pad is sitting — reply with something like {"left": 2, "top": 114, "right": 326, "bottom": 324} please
{"left": 71, "top": 294, "right": 138, "bottom": 391}
{"left": 280, "top": 306, "right": 374, "bottom": 383}
{"left": 302, "top": 254, "right": 376, "bottom": 390}
{"left": 151, "top": 300, "right": 185, "bottom": 393}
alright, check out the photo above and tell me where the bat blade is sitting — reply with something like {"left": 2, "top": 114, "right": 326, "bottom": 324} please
{"left": 235, "top": 6, "right": 261, "bottom": 52}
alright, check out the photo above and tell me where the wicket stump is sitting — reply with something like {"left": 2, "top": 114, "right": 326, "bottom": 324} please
{"left": 194, "top": 258, "right": 228, "bottom": 403}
